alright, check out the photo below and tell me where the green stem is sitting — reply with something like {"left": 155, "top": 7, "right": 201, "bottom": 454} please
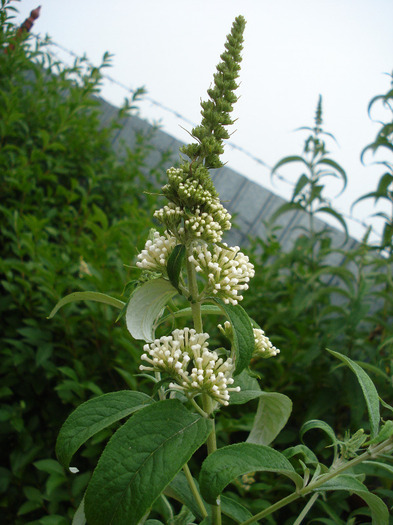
{"left": 241, "top": 491, "right": 300, "bottom": 525}
{"left": 191, "top": 398, "right": 209, "bottom": 418}
{"left": 292, "top": 493, "right": 319, "bottom": 525}
{"left": 202, "top": 393, "right": 221, "bottom": 525}
{"left": 186, "top": 249, "right": 221, "bottom": 525}
{"left": 186, "top": 250, "right": 203, "bottom": 332}
{"left": 183, "top": 463, "right": 208, "bottom": 519}
{"left": 155, "top": 371, "right": 165, "bottom": 401}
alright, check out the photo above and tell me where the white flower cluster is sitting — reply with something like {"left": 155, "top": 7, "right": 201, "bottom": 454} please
{"left": 164, "top": 167, "right": 213, "bottom": 207}
{"left": 188, "top": 243, "right": 255, "bottom": 304}
{"left": 154, "top": 166, "right": 232, "bottom": 243}
{"left": 140, "top": 327, "right": 240, "bottom": 406}
{"left": 253, "top": 328, "right": 280, "bottom": 359}
{"left": 218, "top": 321, "right": 280, "bottom": 360}
{"left": 136, "top": 231, "right": 177, "bottom": 272}
{"left": 154, "top": 203, "right": 231, "bottom": 244}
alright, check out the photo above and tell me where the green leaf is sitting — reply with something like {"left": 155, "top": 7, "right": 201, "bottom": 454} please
{"left": 300, "top": 419, "right": 338, "bottom": 459}
{"left": 315, "top": 207, "right": 348, "bottom": 238}
{"left": 33, "top": 459, "right": 64, "bottom": 476}
{"left": 221, "top": 495, "right": 253, "bottom": 523}
{"left": 48, "top": 291, "right": 125, "bottom": 318}
{"left": 72, "top": 497, "right": 86, "bottom": 525}
{"left": 172, "top": 505, "right": 195, "bottom": 525}
{"left": 271, "top": 155, "right": 310, "bottom": 175}
{"left": 315, "top": 475, "right": 389, "bottom": 525}
{"left": 318, "top": 158, "right": 347, "bottom": 192}
{"left": 56, "top": 391, "right": 153, "bottom": 469}
{"left": 283, "top": 445, "right": 319, "bottom": 465}
{"left": 167, "top": 244, "right": 185, "bottom": 290}
{"left": 376, "top": 172, "right": 393, "bottom": 196}
{"left": 292, "top": 173, "right": 309, "bottom": 199}
{"left": 211, "top": 299, "right": 254, "bottom": 374}
{"left": 327, "top": 349, "right": 380, "bottom": 438}
{"left": 367, "top": 420, "right": 393, "bottom": 445}
{"left": 85, "top": 400, "right": 213, "bottom": 525}
{"left": 247, "top": 392, "right": 292, "bottom": 445}
{"left": 199, "top": 443, "right": 302, "bottom": 504}
{"left": 126, "top": 278, "right": 177, "bottom": 342}
{"left": 229, "top": 370, "right": 262, "bottom": 405}
{"left": 380, "top": 397, "right": 393, "bottom": 414}
{"left": 352, "top": 361, "right": 390, "bottom": 383}
{"left": 362, "top": 460, "right": 393, "bottom": 477}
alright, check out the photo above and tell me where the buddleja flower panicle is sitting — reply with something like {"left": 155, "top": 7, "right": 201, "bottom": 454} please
{"left": 154, "top": 172, "right": 231, "bottom": 244}
{"left": 188, "top": 242, "right": 255, "bottom": 304}
{"left": 218, "top": 321, "right": 280, "bottom": 361}
{"left": 253, "top": 328, "right": 280, "bottom": 359}
{"left": 140, "top": 328, "right": 239, "bottom": 406}
{"left": 136, "top": 230, "right": 177, "bottom": 272}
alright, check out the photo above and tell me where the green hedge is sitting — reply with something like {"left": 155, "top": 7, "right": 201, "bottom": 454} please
{"left": 0, "top": 6, "right": 168, "bottom": 522}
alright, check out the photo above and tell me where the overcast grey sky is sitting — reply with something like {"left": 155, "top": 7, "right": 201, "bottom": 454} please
{"left": 15, "top": 0, "right": 393, "bottom": 241}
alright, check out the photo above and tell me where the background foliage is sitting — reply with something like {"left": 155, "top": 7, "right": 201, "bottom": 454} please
{"left": 1, "top": 2, "right": 392, "bottom": 523}
{"left": 0, "top": 3, "right": 168, "bottom": 523}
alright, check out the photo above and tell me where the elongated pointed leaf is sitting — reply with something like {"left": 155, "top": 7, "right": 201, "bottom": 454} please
{"left": 48, "top": 292, "right": 125, "bottom": 319}
{"left": 376, "top": 172, "right": 393, "bottom": 195}
{"left": 293, "top": 173, "right": 310, "bottom": 199}
{"left": 126, "top": 278, "right": 177, "bottom": 342}
{"left": 300, "top": 419, "right": 338, "bottom": 459}
{"left": 368, "top": 420, "right": 393, "bottom": 445}
{"left": 271, "top": 155, "right": 310, "bottom": 174}
{"left": 199, "top": 443, "right": 303, "bottom": 504}
{"left": 328, "top": 349, "right": 380, "bottom": 438}
{"left": 247, "top": 392, "right": 292, "bottom": 446}
{"left": 212, "top": 299, "right": 254, "bottom": 374}
{"left": 318, "top": 158, "right": 347, "bottom": 192}
{"left": 362, "top": 460, "right": 393, "bottom": 477}
{"left": 315, "top": 207, "right": 348, "bottom": 238}
{"left": 283, "top": 445, "right": 319, "bottom": 465}
{"left": 167, "top": 244, "right": 186, "bottom": 290}
{"left": 56, "top": 391, "right": 153, "bottom": 469}
{"left": 316, "top": 475, "right": 388, "bottom": 524}
{"left": 85, "top": 400, "right": 213, "bottom": 525}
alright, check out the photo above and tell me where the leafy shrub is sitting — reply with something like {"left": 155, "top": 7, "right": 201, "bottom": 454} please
{"left": 50, "top": 16, "right": 393, "bottom": 525}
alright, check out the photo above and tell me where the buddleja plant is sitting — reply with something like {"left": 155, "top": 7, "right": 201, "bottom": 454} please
{"left": 50, "top": 16, "right": 393, "bottom": 525}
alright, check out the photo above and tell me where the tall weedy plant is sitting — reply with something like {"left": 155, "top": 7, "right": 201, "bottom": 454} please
{"left": 51, "top": 16, "right": 393, "bottom": 525}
